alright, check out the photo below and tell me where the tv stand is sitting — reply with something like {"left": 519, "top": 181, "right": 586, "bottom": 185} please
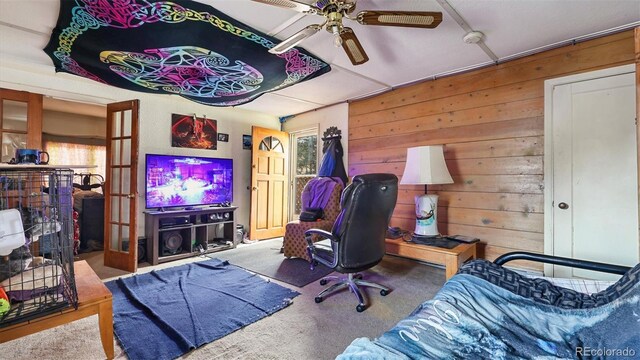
{"left": 144, "top": 206, "right": 238, "bottom": 265}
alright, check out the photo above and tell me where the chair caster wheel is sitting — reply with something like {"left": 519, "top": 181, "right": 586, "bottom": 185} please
{"left": 315, "top": 297, "right": 323, "bottom": 303}
{"left": 380, "top": 289, "right": 390, "bottom": 296}
{"left": 356, "top": 304, "right": 366, "bottom": 312}
{"left": 319, "top": 279, "right": 328, "bottom": 286}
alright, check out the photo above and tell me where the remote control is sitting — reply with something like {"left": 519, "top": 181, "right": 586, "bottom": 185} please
{"left": 446, "top": 235, "right": 479, "bottom": 243}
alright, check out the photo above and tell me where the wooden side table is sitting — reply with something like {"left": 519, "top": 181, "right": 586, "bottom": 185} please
{"left": 385, "top": 237, "right": 477, "bottom": 279}
{"left": 0, "top": 260, "right": 114, "bottom": 359}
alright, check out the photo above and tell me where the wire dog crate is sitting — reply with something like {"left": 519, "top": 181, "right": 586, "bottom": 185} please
{"left": 0, "top": 167, "right": 78, "bottom": 327}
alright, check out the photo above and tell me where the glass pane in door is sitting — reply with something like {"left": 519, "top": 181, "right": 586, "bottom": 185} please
{"left": 111, "top": 196, "right": 120, "bottom": 222}
{"left": 1, "top": 133, "right": 27, "bottom": 162}
{"left": 121, "top": 167, "right": 131, "bottom": 225}
{"left": 121, "top": 225, "right": 130, "bottom": 252}
{"left": 121, "top": 194, "right": 130, "bottom": 225}
{"left": 111, "top": 168, "right": 120, "bottom": 194}
{"left": 122, "top": 139, "right": 131, "bottom": 166}
{"left": 110, "top": 224, "right": 120, "bottom": 251}
{"left": 111, "top": 140, "right": 120, "bottom": 165}
{"left": 2, "top": 100, "right": 28, "bottom": 131}
{"left": 112, "top": 111, "right": 122, "bottom": 137}
{"left": 123, "top": 110, "right": 132, "bottom": 137}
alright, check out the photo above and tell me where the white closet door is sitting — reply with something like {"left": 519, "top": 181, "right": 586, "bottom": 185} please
{"left": 551, "top": 70, "right": 638, "bottom": 280}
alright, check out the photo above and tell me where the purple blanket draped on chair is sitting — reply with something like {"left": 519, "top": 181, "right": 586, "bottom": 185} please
{"left": 301, "top": 177, "right": 342, "bottom": 211}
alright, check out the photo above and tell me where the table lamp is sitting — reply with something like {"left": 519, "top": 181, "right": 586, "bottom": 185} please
{"left": 400, "top": 145, "right": 453, "bottom": 237}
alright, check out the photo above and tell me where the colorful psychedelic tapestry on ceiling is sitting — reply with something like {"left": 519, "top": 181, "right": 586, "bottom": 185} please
{"left": 44, "top": 0, "right": 331, "bottom": 107}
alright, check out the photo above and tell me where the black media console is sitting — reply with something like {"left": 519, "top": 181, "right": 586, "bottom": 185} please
{"left": 144, "top": 206, "right": 238, "bottom": 265}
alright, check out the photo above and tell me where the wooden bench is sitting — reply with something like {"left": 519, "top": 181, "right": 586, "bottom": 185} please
{"left": 385, "top": 237, "right": 477, "bottom": 279}
{"left": 0, "top": 260, "right": 114, "bottom": 359}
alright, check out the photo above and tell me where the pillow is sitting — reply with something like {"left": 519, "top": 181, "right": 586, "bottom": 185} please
{"left": 73, "top": 190, "right": 104, "bottom": 212}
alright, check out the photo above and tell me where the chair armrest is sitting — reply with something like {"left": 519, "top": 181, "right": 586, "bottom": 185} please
{"left": 304, "top": 229, "right": 338, "bottom": 270}
{"left": 304, "top": 229, "right": 337, "bottom": 244}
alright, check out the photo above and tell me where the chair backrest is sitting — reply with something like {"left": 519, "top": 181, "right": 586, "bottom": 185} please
{"left": 331, "top": 173, "right": 398, "bottom": 272}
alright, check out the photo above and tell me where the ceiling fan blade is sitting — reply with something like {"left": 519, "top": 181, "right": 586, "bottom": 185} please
{"left": 356, "top": 11, "right": 443, "bottom": 28}
{"left": 251, "top": 0, "right": 320, "bottom": 14}
{"left": 268, "top": 24, "right": 322, "bottom": 54}
{"left": 339, "top": 28, "right": 369, "bottom": 66}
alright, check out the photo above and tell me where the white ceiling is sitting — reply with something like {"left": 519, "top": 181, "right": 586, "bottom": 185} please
{"left": 0, "top": 0, "right": 639, "bottom": 117}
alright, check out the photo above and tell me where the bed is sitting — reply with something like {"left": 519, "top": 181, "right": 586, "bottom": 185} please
{"left": 338, "top": 252, "right": 640, "bottom": 359}
{"left": 72, "top": 173, "right": 105, "bottom": 252}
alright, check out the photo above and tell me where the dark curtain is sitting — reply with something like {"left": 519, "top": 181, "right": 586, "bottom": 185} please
{"left": 318, "top": 137, "right": 347, "bottom": 185}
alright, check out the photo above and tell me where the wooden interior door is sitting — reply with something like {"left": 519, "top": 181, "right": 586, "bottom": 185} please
{"left": 249, "top": 126, "right": 289, "bottom": 240}
{"left": 104, "top": 100, "right": 139, "bottom": 272}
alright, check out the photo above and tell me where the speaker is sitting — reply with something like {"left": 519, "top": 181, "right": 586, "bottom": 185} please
{"left": 138, "top": 238, "right": 147, "bottom": 263}
{"left": 207, "top": 212, "right": 230, "bottom": 222}
{"left": 161, "top": 231, "right": 183, "bottom": 256}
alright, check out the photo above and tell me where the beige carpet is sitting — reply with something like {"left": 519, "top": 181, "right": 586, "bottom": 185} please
{"left": 0, "top": 239, "right": 445, "bottom": 360}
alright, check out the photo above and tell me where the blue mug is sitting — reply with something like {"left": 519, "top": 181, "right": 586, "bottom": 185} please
{"left": 15, "top": 149, "right": 49, "bottom": 165}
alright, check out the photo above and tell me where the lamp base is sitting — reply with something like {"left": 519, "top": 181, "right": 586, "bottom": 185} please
{"left": 413, "top": 194, "right": 440, "bottom": 237}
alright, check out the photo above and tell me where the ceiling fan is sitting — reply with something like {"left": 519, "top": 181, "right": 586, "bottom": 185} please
{"left": 252, "top": 0, "right": 442, "bottom": 65}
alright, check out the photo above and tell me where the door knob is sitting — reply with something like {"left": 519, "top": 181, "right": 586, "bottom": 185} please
{"left": 126, "top": 194, "right": 136, "bottom": 199}
{"left": 558, "top": 202, "right": 569, "bottom": 210}
{"left": 252, "top": 187, "right": 258, "bottom": 191}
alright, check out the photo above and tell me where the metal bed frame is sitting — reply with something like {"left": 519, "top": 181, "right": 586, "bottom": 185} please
{"left": 494, "top": 251, "right": 631, "bottom": 276}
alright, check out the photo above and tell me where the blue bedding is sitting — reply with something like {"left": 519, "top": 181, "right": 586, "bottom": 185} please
{"left": 339, "top": 262, "right": 640, "bottom": 359}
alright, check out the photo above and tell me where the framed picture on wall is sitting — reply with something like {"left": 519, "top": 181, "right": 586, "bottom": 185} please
{"left": 171, "top": 113, "right": 217, "bottom": 150}
{"left": 242, "top": 135, "right": 251, "bottom": 150}
{"left": 218, "top": 133, "right": 229, "bottom": 142}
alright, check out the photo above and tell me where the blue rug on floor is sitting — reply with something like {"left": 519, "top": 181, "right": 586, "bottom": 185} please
{"left": 105, "top": 258, "right": 299, "bottom": 360}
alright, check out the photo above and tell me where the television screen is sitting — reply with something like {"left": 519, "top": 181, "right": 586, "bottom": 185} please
{"left": 145, "top": 154, "right": 233, "bottom": 209}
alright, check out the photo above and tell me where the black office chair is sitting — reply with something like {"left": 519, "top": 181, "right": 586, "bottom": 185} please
{"left": 305, "top": 173, "right": 398, "bottom": 312}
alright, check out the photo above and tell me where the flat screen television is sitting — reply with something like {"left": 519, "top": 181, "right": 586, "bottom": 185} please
{"left": 145, "top": 154, "right": 233, "bottom": 209}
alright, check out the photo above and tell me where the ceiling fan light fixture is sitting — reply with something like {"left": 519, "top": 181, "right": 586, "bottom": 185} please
{"left": 268, "top": 24, "right": 322, "bottom": 54}
{"left": 334, "top": 35, "right": 343, "bottom": 47}
{"left": 255, "top": 1, "right": 442, "bottom": 65}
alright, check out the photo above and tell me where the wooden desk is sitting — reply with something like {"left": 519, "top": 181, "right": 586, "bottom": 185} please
{"left": 0, "top": 261, "right": 114, "bottom": 359}
{"left": 385, "top": 238, "right": 477, "bottom": 279}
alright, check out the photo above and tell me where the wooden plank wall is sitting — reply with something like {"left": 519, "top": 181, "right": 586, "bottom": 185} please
{"left": 348, "top": 31, "right": 636, "bottom": 270}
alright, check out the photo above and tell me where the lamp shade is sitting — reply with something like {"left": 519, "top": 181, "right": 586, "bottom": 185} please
{"left": 400, "top": 145, "right": 453, "bottom": 185}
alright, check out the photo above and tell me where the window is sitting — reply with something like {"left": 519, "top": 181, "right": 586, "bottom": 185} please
{"left": 259, "top": 136, "right": 284, "bottom": 152}
{"left": 290, "top": 128, "right": 318, "bottom": 217}
{"left": 43, "top": 137, "right": 106, "bottom": 179}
